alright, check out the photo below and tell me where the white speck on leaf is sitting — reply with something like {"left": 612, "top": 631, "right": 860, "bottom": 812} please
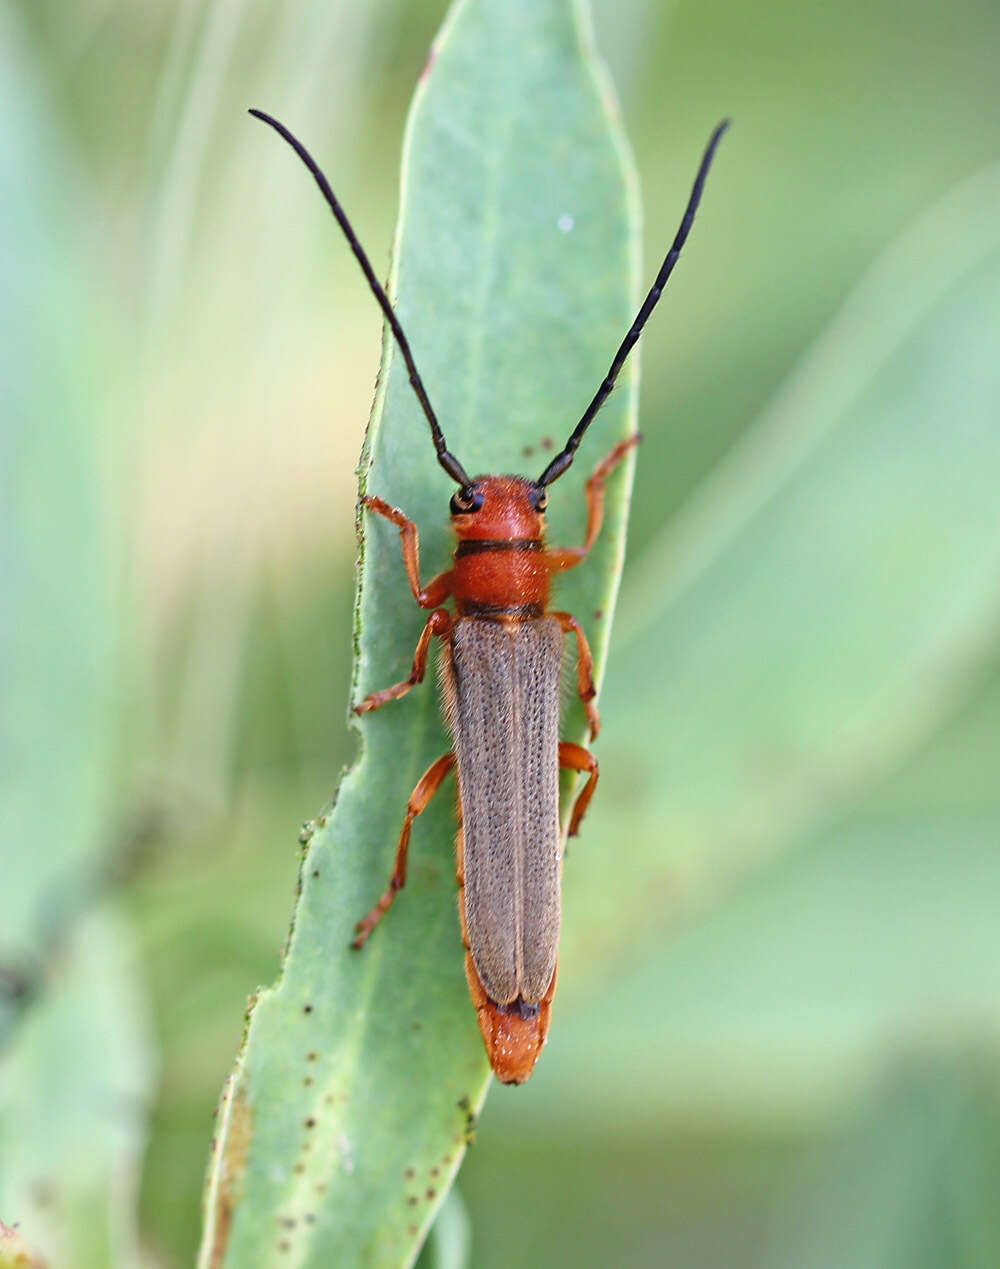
{"left": 339, "top": 1132, "right": 355, "bottom": 1174}
{"left": 557, "top": 213, "right": 574, "bottom": 233}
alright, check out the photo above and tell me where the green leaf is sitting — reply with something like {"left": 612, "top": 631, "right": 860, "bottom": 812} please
{"left": 200, "top": 2, "right": 639, "bottom": 1265}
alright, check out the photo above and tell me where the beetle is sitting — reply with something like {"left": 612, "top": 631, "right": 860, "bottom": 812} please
{"left": 250, "top": 108, "right": 728, "bottom": 1083}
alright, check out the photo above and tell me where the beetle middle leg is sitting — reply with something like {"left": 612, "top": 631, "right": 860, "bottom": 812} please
{"left": 553, "top": 611, "right": 600, "bottom": 739}
{"left": 546, "top": 433, "right": 640, "bottom": 573}
{"left": 559, "top": 741, "right": 599, "bottom": 837}
{"left": 353, "top": 608, "right": 450, "bottom": 715}
{"left": 352, "top": 751, "right": 456, "bottom": 949}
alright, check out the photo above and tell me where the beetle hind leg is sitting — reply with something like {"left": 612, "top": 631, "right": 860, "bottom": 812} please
{"left": 352, "top": 751, "right": 455, "bottom": 948}
{"left": 559, "top": 740, "right": 599, "bottom": 837}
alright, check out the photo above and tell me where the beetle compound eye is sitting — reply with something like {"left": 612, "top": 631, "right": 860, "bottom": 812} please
{"left": 450, "top": 488, "right": 484, "bottom": 515}
{"left": 530, "top": 487, "right": 548, "bottom": 513}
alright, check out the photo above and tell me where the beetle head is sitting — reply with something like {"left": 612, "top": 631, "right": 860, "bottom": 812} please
{"left": 449, "top": 475, "right": 546, "bottom": 540}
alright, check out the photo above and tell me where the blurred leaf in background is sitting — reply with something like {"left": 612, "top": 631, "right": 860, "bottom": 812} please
{"left": 767, "top": 1052, "right": 1000, "bottom": 1269}
{"left": 3, "top": 0, "right": 1000, "bottom": 1265}
{"left": 0, "top": 5, "right": 154, "bottom": 1264}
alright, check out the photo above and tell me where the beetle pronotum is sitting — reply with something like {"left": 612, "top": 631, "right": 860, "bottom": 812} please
{"left": 251, "top": 107, "right": 728, "bottom": 1083}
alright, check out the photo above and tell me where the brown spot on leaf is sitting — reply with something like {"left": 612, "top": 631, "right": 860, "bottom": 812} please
{"left": 206, "top": 1082, "right": 253, "bottom": 1269}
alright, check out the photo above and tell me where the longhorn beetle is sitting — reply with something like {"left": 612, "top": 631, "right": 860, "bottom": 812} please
{"left": 250, "top": 108, "right": 729, "bottom": 1083}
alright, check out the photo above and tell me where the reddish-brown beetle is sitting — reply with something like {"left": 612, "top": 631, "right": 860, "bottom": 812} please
{"left": 251, "top": 109, "right": 728, "bottom": 1082}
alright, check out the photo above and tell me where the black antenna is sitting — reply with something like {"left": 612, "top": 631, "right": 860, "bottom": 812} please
{"left": 249, "top": 109, "right": 474, "bottom": 490}
{"left": 538, "top": 119, "right": 731, "bottom": 489}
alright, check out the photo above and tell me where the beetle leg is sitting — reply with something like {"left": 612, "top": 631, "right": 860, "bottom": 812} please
{"left": 353, "top": 608, "right": 450, "bottom": 715}
{"left": 559, "top": 741, "right": 599, "bottom": 837}
{"left": 546, "top": 434, "right": 640, "bottom": 573}
{"left": 362, "top": 495, "right": 452, "bottom": 608}
{"left": 352, "top": 751, "right": 456, "bottom": 949}
{"left": 552, "top": 611, "right": 600, "bottom": 739}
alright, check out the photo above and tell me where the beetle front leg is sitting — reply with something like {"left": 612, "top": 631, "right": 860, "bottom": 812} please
{"left": 553, "top": 611, "right": 600, "bottom": 739}
{"left": 352, "top": 752, "right": 456, "bottom": 948}
{"left": 362, "top": 495, "right": 452, "bottom": 607}
{"left": 353, "top": 608, "right": 450, "bottom": 715}
{"left": 546, "top": 434, "right": 640, "bottom": 573}
{"left": 559, "top": 741, "right": 599, "bottom": 837}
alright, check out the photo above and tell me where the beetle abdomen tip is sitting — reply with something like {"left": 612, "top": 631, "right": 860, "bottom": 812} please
{"left": 463, "top": 951, "right": 553, "bottom": 1084}
{"left": 478, "top": 999, "right": 548, "bottom": 1085}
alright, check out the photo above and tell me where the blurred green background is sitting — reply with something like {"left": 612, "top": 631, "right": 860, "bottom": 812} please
{"left": 4, "top": 0, "right": 1000, "bottom": 1265}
